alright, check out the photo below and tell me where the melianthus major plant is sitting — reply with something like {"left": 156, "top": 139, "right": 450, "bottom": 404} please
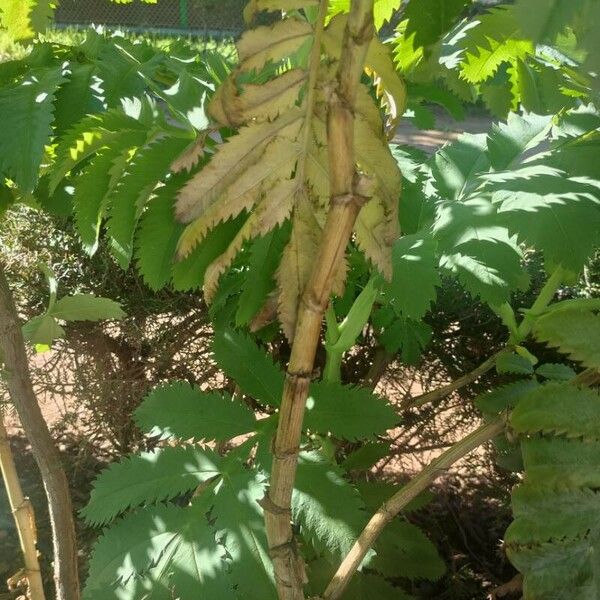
{"left": 0, "top": 0, "right": 600, "bottom": 599}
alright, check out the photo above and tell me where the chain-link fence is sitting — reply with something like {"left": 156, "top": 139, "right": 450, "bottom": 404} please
{"left": 55, "top": 0, "right": 505, "bottom": 39}
{"left": 55, "top": 0, "right": 247, "bottom": 37}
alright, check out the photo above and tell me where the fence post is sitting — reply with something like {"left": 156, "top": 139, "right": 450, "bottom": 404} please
{"left": 179, "top": 0, "right": 189, "bottom": 29}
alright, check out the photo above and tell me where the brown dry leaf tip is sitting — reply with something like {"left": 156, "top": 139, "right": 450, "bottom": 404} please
{"left": 208, "top": 77, "right": 244, "bottom": 127}
{"left": 170, "top": 136, "right": 207, "bottom": 173}
{"left": 353, "top": 172, "right": 376, "bottom": 199}
{"left": 7, "top": 568, "right": 27, "bottom": 592}
{"left": 237, "top": 18, "right": 313, "bottom": 73}
{"left": 250, "top": 292, "right": 279, "bottom": 332}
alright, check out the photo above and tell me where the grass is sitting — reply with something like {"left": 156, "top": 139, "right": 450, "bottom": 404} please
{"left": 0, "top": 25, "right": 237, "bottom": 63}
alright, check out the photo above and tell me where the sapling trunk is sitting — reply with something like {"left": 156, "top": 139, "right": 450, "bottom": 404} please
{"left": 0, "top": 412, "right": 46, "bottom": 600}
{"left": 263, "top": 2, "right": 376, "bottom": 598}
{"left": 0, "top": 261, "right": 80, "bottom": 600}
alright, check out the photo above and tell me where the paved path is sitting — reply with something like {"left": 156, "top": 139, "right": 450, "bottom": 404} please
{"left": 394, "top": 109, "right": 493, "bottom": 153}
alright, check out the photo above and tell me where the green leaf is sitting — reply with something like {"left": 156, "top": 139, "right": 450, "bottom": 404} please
{"left": 513, "top": 0, "right": 585, "bottom": 43}
{"left": 0, "top": 65, "right": 65, "bottom": 192}
{"left": 430, "top": 134, "right": 490, "bottom": 201}
{"left": 496, "top": 352, "right": 535, "bottom": 375}
{"left": 0, "top": 0, "right": 56, "bottom": 40}
{"left": 355, "top": 480, "right": 434, "bottom": 513}
{"left": 81, "top": 446, "right": 222, "bottom": 526}
{"left": 172, "top": 216, "right": 245, "bottom": 292}
{"left": 108, "top": 136, "right": 191, "bottom": 269}
{"left": 134, "top": 381, "right": 256, "bottom": 443}
{"left": 342, "top": 442, "right": 390, "bottom": 471}
{"left": 305, "top": 558, "right": 414, "bottom": 600}
{"left": 459, "top": 7, "right": 533, "bottom": 84}
{"left": 212, "top": 328, "right": 284, "bottom": 407}
{"left": 49, "top": 295, "right": 125, "bottom": 322}
{"left": 304, "top": 381, "right": 398, "bottom": 440}
{"left": 434, "top": 199, "right": 527, "bottom": 305}
{"left": 510, "top": 382, "right": 600, "bottom": 440}
{"left": 548, "top": 131, "right": 600, "bottom": 181}
{"left": 486, "top": 112, "right": 551, "bottom": 171}
{"left": 54, "top": 63, "right": 103, "bottom": 135}
{"left": 162, "top": 70, "right": 210, "bottom": 130}
{"left": 38, "top": 262, "right": 57, "bottom": 311}
{"left": 480, "top": 78, "right": 514, "bottom": 120}
{"left": 134, "top": 178, "right": 184, "bottom": 291}
{"left": 384, "top": 233, "right": 440, "bottom": 319}
{"left": 327, "top": 1, "right": 399, "bottom": 31}
{"left": 507, "top": 484, "right": 600, "bottom": 546}
{"left": 370, "top": 519, "right": 446, "bottom": 581}
{"left": 235, "top": 226, "right": 288, "bottom": 327}
{"left": 84, "top": 498, "right": 229, "bottom": 600}
{"left": 379, "top": 316, "right": 432, "bottom": 364}
{"left": 542, "top": 298, "right": 600, "bottom": 315}
{"left": 507, "top": 536, "right": 600, "bottom": 600}
{"left": 489, "top": 172, "right": 600, "bottom": 274}
{"left": 535, "top": 363, "right": 576, "bottom": 381}
{"left": 21, "top": 314, "right": 64, "bottom": 347}
{"left": 73, "top": 130, "right": 146, "bottom": 255}
{"left": 344, "top": 573, "right": 414, "bottom": 600}
{"left": 522, "top": 437, "right": 600, "bottom": 489}
{"left": 330, "top": 278, "right": 378, "bottom": 353}
{"left": 409, "top": 83, "right": 465, "bottom": 121}
{"left": 211, "top": 469, "right": 276, "bottom": 599}
{"left": 373, "top": 0, "right": 402, "bottom": 30}
{"left": 0, "top": 185, "right": 14, "bottom": 217}
{"left": 493, "top": 435, "right": 523, "bottom": 473}
{"left": 293, "top": 451, "right": 366, "bottom": 558}
{"left": 35, "top": 175, "right": 74, "bottom": 217}
{"left": 395, "top": 175, "right": 435, "bottom": 236}
{"left": 475, "top": 379, "right": 540, "bottom": 414}
{"left": 533, "top": 309, "right": 600, "bottom": 368}
{"left": 93, "top": 39, "right": 166, "bottom": 109}
{"left": 49, "top": 109, "right": 147, "bottom": 193}
{"left": 404, "top": 0, "right": 470, "bottom": 49}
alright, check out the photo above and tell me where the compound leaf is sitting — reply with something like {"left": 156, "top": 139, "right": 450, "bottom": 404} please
{"left": 212, "top": 328, "right": 285, "bottom": 407}
{"left": 304, "top": 381, "right": 398, "bottom": 440}
{"left": 534, "top": 309, "right": 600, "bottom": 368}
{"left": 81, "top": 447, "right": 222, "bottom": 526}
{"left": 134, "top": 381, "right": 256, "bottom": 443}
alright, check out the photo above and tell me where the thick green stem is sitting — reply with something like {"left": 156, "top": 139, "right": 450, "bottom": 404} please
{"left": 513, "top": 267, "right": 564, "bottom": 343}
{"left": 494, "top": 302, "right": 519, "bottom": 338}
{"left": 324, "top": 305, "right": 342, "bottom": 382}
{"left": 323, "top": 349, "right": 343, "bottom": 383}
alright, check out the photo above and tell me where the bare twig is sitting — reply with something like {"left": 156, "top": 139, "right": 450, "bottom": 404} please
{"left": 323, "top": 418, "right": 506, "bottom": 600}
{"left": 363, "top": 346, "right": 393, "bottom": 390}
{"left": 488, "top": 574, "right": 523, "bottom": 599}
{"left": 401, "top": 350, "right": 505, "bottom": 410}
